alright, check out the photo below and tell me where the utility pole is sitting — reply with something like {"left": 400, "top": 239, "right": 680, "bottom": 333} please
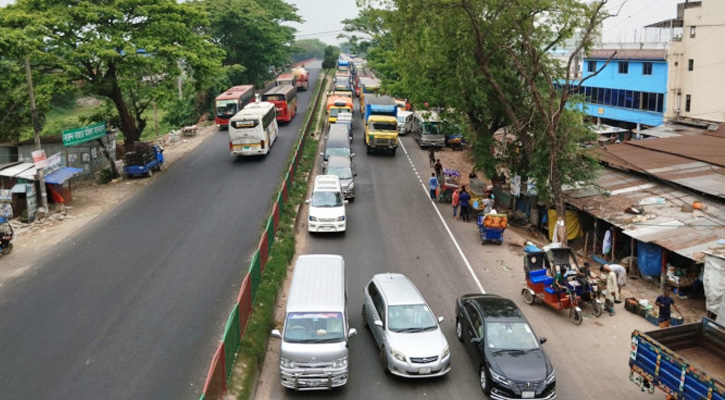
{"left": 24, "top": 55, "right": 49, "bottom": 217}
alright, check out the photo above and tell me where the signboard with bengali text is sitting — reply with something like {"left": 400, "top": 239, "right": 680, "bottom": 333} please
{"left": 62, "top": 122, "right": 107, "bottom": 146}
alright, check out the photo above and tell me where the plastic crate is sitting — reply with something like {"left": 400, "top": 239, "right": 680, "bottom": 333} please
{"left": 645, "top": 311, "right": 659, "bottom": 326}
{"left": 625, "top": 298, "right": 639, "bottom": 314}
{"left": 671, "top": 316, "right": 684, "bottom": 326}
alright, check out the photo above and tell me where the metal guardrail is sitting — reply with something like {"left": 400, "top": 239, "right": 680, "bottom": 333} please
{"left": 198, "top": 72, "right": 327, "bottom": 400}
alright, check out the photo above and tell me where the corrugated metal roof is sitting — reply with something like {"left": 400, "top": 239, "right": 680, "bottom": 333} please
{"left": 597, "top": 144, "right": 725, "bottom": 198}
{"left": 565, "top": 167, "right": 725, "bottom": 262}
{"left": 588, "top": 49, "right": 667, "bottom": 61}
{"left": 639, "top": 124, "right": 707, "bottom": 138}
{"left": 628, "top": 135, "right": 725, "bottom": 168}
{"left": 0, "top": 162, "right": 36, "bottom": 179}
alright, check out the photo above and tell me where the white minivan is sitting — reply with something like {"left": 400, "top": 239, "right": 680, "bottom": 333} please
{"left": 228, "top": 101, "right": 278, "bottom": 157}
{"left": 271, "top": 254, "right": 357, "bottom": 390}
{"left": 307, "top": 175, "right": 348, "bottom": 233}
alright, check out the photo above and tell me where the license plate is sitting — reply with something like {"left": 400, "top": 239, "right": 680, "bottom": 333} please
{"left": 244, "top": 146, "right": 251, "bottom": 150}
{"left": 419, "top": 367, "right": 431, "bottom": 374}
{"left": 307, "top": 380, "right": 323, "bottom": 387}
{"left": 522, "top": 391, "right": 535, "bottom": 399}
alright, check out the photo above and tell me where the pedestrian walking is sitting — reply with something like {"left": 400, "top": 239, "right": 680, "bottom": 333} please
{"left": 603, "top": 267, "right": 618, "bottom": 316}
{"left": 451, "top": 188, "right": 460, "bottom": 220}
{"left": 434, "top": 159, "right": 443, "bottom": 182}
{"left": 468, "top": 170, "right": 478, "bottom": 180}
{"left": 459, "top": 186, "right": 471, "bottom": 222}
{"left": 428, "top": 172, "right": 438, "bottom": 200}
{"left": 656, "top": 287, "right": 682, "bottom": 328}
{"left": 601, "top": 264, "right": 627, "bottom": 302}
{"left": 482, "top": 194, "right": 494, "bottom": 214}
{"left": 428, "top": 147, "right": 436, "bottom": 167}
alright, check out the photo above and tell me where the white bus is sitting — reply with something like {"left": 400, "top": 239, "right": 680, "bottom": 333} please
{"left": 228, "top": 102, "right": 279, "bottom": 157}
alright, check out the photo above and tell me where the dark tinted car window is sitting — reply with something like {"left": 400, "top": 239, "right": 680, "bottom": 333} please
{"left": 369, "top": 282, "right": 385, "bottom": 325}
{"left": 465, "top": 303, "right": 483, "bottom": 337}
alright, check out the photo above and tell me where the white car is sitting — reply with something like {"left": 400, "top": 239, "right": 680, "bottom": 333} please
{"left": 307, "top": 175, "right": 348, "bottom": 233}
{"left": 396, "top": 110, "right": 413, "bottom": 135}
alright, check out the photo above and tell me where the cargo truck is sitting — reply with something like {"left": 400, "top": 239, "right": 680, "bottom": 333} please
{"left": 363, "top": 95, "right": 398, "bottom": 155}
{"left": 291, "top": 67, "right": 309, "bottom": 91}
{"left": 629, "top": 318, "right": 725, "bottom": 400}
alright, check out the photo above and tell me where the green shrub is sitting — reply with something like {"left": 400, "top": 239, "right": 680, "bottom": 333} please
{"left": 97, "top": 167, "right": 119, "bottom": 184}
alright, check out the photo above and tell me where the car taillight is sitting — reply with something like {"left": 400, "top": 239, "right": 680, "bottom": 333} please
{"left": 260, "top": 140, "right": 265, "bottom": 148}
{"left": 229, "top": 142, "right": 233, "bottom": 150}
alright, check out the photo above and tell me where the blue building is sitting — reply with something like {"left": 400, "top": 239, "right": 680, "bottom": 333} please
{"left": 575, "top": 49, "right": 668, "bottom": 129}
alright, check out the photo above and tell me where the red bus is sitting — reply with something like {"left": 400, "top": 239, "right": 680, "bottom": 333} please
{"left": 214, "top": 85, "right": 256, "bottom": 128}
{"left": 275, "top": 73, "right": 297, "bottom": 87}
{"left": 262, "top": 85, "right": 298, "bottom": 123}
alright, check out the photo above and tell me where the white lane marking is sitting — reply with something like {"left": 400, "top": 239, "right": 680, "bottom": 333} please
{"left": 399, "top": 140, "right": 486, "bottom": 294}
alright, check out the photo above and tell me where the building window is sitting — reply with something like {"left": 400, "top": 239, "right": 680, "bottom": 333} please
{"left": 618, "top": 61, "right": 629, "bottom": 74}
{"left": 686, "top": 95, "right": 691, "bottom": 112}
{"left": 688, "top": 59, "right": 694, "bottom": 71}
{"left": 642, "top": 62, "right": 653, "bottom": 75}
{"left": 587, "top": 61, "right": 596, "bottom": 72}
{"left": 690, "top": 26, "right": 696, "bottom": 38}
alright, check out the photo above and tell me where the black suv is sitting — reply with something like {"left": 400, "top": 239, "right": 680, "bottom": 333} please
{"left": 455, "top": 294, "right": 556, "bottom": 400}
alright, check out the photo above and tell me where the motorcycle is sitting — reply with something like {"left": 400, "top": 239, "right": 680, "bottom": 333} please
{"left": 0, "top": 216, "right": 14, "bottom": 255}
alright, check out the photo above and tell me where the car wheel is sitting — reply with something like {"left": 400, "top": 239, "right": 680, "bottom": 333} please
{"left": 362, "top": 305, "right": 369, "bottom": 327}
{"left": 456, "top": 319, "right": 463, "bottom": 342}
{"left": 523, "top": 289, "right": 535, "bottom": 305}
{"left": 592, "top": 301, "right": 603, "bottom": 318}
{"left": 479, "top": 365, "right": 491, "bottom": 394}
{"left": 379, "top": 345, "right": 389, "bottom": 374}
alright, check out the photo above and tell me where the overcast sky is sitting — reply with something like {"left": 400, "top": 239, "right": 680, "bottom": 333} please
{"left": 0, "top": 0, "right": 683, "bottom": 44}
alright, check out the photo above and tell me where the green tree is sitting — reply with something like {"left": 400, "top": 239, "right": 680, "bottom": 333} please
{"left": 1, "top": 0, "right": 224, "bottom": 146}
{"left": 203, "top": 0, "right": 301, "bottom": 86}
{"left": 291, "top": 39, "right": 327, "bottom": 63}
{"left": 322, "top": 46, "right": 340, "bottom": 70}
{"left": 371, "top": 0, "right": 610, "bottom": 243}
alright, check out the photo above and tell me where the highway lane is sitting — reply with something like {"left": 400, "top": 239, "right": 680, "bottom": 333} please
{"left": 0, "top": 63, "right": 321, "bottom": 400}
{"left": 259, "top": 96, "right": 657, "bottom": 399}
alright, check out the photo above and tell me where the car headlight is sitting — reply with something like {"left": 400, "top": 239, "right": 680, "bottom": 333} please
{"left": 490, "top": 369, "right": 510, "bottom": 387}
{"left": 347, "top": 182, "right": 354, "bottom": 190}
{"left": 332, "top": 356, "right": 348, "bottom": 368}
{"left": 309, "top": 216, "right": 317, "bottom": 222}
{"left": 545, "top": 370, "right": 556, "bottom": 385}
{"left": 391, "top": 349, "right": 406, "bottom": 362}
{"left": 337, "top": 215, "right": 346, "bottom": 221}
{"left": 280, "top": 358, "right": 296, "bottom": 368}
{"left": 441, "top": 346, "right": 450, "bottom": 359}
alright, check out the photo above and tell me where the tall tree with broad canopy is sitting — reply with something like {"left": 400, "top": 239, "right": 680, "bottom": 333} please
{"left": 1, "top": 0, "right": 224, "bottom": 147}
{"left": 363, "top": 0, "right": 612, "bottom": 244}
{"left": 202, "top": 0, "right": 301, "bottom": 86}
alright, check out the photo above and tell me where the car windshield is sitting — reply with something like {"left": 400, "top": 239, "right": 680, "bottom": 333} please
{"left": 387, "top": 304, "right": 437, "bottom": 333}
{"left": 326, "top": 147, "right": 350, "bottom": 158}
{"left": 328, "top": 166, "right": 353, "bottom": 179}
{"left": 485, "top": 322, "right": 540, "bottom": 351}
{"left": 370, "top": 122, "right": 398, "bottom": 132}
{"left": 284, "top": 312, "right": 345, "bottom": 343}
{"left": 422, "top": 122, "right": 441, "bottom": 135}
{"left": 396, "top": 115, "right": 407, "bottom": 124}
{"left": 311, "top": 191, "right": 343, "bottom": 207}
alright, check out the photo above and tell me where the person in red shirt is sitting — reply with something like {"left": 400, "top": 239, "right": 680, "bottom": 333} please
{"left": 451, "top": 189, "right": 460, "bottom": 220}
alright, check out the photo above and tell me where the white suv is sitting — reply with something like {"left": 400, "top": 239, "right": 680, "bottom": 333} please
{"left": 307, "top": 175, "right": 348, "bottom": 233}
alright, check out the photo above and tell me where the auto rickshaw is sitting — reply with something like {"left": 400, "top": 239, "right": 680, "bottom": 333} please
{"left": 521, "top": 246, "right": 603, "bottom": 325}
{"left": 0, "top": 216, "right": 14, "bottom": 255}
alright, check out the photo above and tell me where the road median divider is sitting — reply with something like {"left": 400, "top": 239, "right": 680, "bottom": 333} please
{"left": 198, "top": 72, "right": 327, "bottom": 400}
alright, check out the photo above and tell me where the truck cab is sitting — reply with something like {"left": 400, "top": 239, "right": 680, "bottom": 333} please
{"left": 364, "top": 95, "right": 399, "bottom": 155}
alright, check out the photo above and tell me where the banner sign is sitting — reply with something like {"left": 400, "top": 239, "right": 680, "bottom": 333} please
{"left": 62, "top": 122, "right": 107, "bottom": 146}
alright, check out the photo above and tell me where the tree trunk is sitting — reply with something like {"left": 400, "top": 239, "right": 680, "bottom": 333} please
{"left": 549, "top": 129, "right": 567, "bottom": 246}
{"left": 103, "top": 72, "right": 142, "bottom": 147}
{"left": 96, "top": 138, "right": 119, "bottom": 179}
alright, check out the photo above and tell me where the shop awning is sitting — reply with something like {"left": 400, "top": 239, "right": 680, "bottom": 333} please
{"left": 44, "top": 167, "right": 83, "bottom": 185}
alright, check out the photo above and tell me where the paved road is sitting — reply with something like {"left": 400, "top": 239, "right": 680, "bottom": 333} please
{"left": 0, "top": 64, "right": 321, "bottom": 399}
{"left": 258, "top": 97, "right": 659, "bottom": 399}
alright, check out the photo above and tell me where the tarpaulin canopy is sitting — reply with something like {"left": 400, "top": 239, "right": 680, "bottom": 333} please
{"left": 44, "top": 167, "right": 83, "bottom": 185}
{"left": 547, "top": 209, "right": 583, "bottom": 241}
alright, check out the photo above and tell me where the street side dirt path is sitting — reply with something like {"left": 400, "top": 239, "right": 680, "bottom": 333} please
{"left": 0, "top": 125, "right": 218, "bottom": 286}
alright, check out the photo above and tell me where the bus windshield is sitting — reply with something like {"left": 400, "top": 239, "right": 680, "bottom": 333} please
{"left": 216, "top": 100, "right": 238, "bottom": 117}
{"left": 422, "top": 122, "right": 442, "bottom": 135}
{"left": 264, "top": 94, "right": 285, "bottom": 102}
{"left": 284, "top": 312, "right": 345, "bottom": 343}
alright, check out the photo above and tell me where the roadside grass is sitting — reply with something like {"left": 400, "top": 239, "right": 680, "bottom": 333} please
{"left": 226, "top": 74, "right": 326, "bottom": 400}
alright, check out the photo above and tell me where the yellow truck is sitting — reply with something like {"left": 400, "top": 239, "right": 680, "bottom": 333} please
{"left": 363, "top": 95, "right": 399, "bottom": 155}
{"left": 326, "top": 96, "right": 353, "bottom": 123}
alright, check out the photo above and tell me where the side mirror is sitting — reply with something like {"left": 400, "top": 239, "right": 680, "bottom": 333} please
{"left": 271, "top": 329, "right": 282, "bottom": 338}
{"left": 471, "top": 337, "right": 482, "bottom": 344}
{"left": 348, "top": 328, "right": 358, "bottom": 337}
{"left": 437, "top": 316, "right": 445, "bottom": 324}
{"left": 344, "top": 200, "right": 349, "bottom": 205}
{"left": 305, "top": 199, "right": 311, "bottom": 204}
{"left": 353, "top": 173, "right": 358, "bottom": 177}
{"left": 350, "top": 153, "right": 356, "bottom": 157}
{"left": 319, "top": 152, "right": 324, "bottom": 157}
{"left": 374, "top": 320, "right": 383, "bottom": 327}
{"left": 539, "top": 337, "right": 547, "bottom": 344}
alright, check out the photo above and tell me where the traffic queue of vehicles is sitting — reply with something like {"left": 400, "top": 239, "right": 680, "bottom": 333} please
{"left": 271, "top": 56, "right": 557, "bottom": 398}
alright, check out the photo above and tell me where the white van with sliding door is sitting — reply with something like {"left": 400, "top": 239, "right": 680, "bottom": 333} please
{"left": 306, "top": 175, "right": 348, "bottom": 233}
{"left": 228, "top": 101, "right": 278, "bottom": 157}
{"left": 271, "top": 254, "right": 357, "bottom": 390}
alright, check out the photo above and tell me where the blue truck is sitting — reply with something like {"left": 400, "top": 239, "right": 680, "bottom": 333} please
{"left": 629, "top": 318, "right": 725, "bottom": 400}
{"left": 123, "top": 144, "right": 164, "bottom": 178}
